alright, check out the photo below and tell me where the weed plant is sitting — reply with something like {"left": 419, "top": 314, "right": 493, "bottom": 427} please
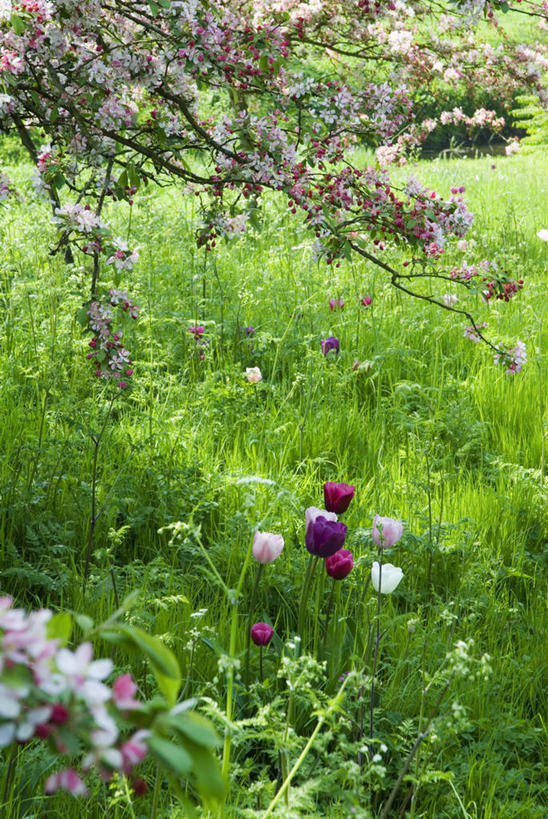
{"left": 0, "top": 149, "right": 546, "bottom": 817}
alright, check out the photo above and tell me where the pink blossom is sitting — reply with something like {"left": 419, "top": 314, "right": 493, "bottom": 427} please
{"left": 112, "top": 674, "right": 141, "bottom": 710}
{"left": 45, "top": 769, "right": 88, "bottom": 796}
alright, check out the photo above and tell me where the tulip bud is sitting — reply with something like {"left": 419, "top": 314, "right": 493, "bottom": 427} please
{"left": 324, "top": 482, "right": 355, "bottom": 514}
{"left": 371, "top": 561, "right": 403, "bottom": 594}
{"left": 372, "top": 515, "right": 403, "bottom": 548}
{"left": 252, "top": 531, "right": 284, "bottom": 564}
{"left": 321, "top": 337, "right": 339, "bottom": 356}
{"left": 325, "top": 548, "right": 353, "bottom": 580}
{"left": 250, "top": 622, "right": 274, "bottom": 646}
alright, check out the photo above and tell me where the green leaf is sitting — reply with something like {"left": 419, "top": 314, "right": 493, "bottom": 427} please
{"left": 10, "top": 14, "right": 27, "bottom": 35}
{"left": 113, "top": 625, "right": 181, "bottom": 706}
{"left": 75, "top": 613, "right": 94, "bottom": 633}
{"left": 170, "top": 712, "right": 221, "bottom": 749}
{"left": 47, "top": 613, "right": 72, "bottom": 645}
{"left": 148, "top": 735, "right": 193, "bottom": 776}
{"left": 158, "top": 0, "right": 171, "bottom": 7}
{"left": 148, "top": 1, "right": 159, "bottom": 14}
{"left": 185, "top": 741, "right": 225, "bottom": 803}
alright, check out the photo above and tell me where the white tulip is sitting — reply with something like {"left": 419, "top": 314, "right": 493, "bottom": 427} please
{"left": 371, "top": 561, "right": 403, "bottom": 594}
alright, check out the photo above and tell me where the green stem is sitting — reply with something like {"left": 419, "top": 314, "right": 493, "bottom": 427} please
{"left": 150, "top": 766, "right": 161, "bottom": 819}
{"left": 322, "top": 579, "right": 337, "bottom": 658}
{"left": 245, "top": 563, "right": 264, "bottom": 683}
{"left": 369, "top": 550, "right": 383, "bottom": 747}
{"left": 312, "top": 565, "right": 325, "bottom": 657}
{"left": 261, "top": 675, "right": 351, "bottom": 819}
{"left": 297, "top": 554, "right": 319, "bottom": 642}
{"left": 221, "top": 539, "right": 255, "bottom": 795}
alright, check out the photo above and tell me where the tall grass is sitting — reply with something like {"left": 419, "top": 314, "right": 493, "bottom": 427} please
{"left": 0, "top": 148, "right": 546, "bottom": 817}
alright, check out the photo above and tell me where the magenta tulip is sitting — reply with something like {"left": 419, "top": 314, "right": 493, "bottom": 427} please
{"left": 250, "top": 622, "right": 274, "bottom": 647}
{"left": 324, "top": 481, "right": 355, "bottom": 514}
{"left": 325, "top": 548, "right": 354, "bottom": 580}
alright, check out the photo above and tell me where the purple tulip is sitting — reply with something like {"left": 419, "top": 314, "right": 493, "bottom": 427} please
{"left": 325, "top": 548, "right": 354, "bottom": 580}
{"left": 305, "top": 510, "right": 347, "bottom": 557}
{"left": 324, "top": 482, "right": 355, "bottom": 515}
{"left": 321, "top": 336, "right": 339, "bottom": 356}
{"left": 250, "top": 622, "right": 274, "bottom": 647}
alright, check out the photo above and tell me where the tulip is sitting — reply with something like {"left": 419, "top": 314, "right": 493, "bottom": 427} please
{"left": 252, "top": 531, "right": 284, "bottom": 564}
{"left": 305, "top": 507, "right": 347, "bottom": 557}
{"left": 246, "top": 367, "right": 262, "bottom": 383}
{"left": 250, "top": 622, "right": 274, "bottom": 647}
{"left": 371, "top": 561, "right": 403, "bottom": 594}
{"left": 321, "top": 336, "right": 339, "bottom": 355}
{"left": 372, "top": 515, "right": 403, "bottom": 548}
{"left": 324, "top": 481, "right": 355, "bottom": 514}
{"left": 325, "top": 548, "right": 353, "bottom": 580}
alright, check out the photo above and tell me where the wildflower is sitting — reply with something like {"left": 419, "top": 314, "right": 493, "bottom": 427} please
{"left": 371, "top": 562, "right": 404, "bottom": 594}
{"left": 252, "top": 531, "right": 284, "bottom": 564}
{"left": 537, "top": 229, "right": 548, "bottom": 241}
{"left": 329, "top": 297, "right": 344, "bottom": 311}
{"left": 321, "top": 337, "right": 339, "bottom": 355}
{"left": 325, "top": 548, "right": 354, "bottom": 580}
{"left": 361, "top": 296, "right": 372, "bottom": 307}
{"left": 324, "top": 482, "right": 355, "bottom": 515}
{"left": 372, "top": 515, "right": 403, "bottom": 548}
{"left": 443, "top": 294, "right": 457, "bottom": 307}
{"left": 250, "top": 622, "right": 274, "bottom": 646}
{"left": 245, "top": 367, "right": 262, "bottom": 383}
{"left": 305, "top": 506, "right": 347, "bottom": 558}
{"left": 189, "top": 325, "right": 205, "bottom": 336}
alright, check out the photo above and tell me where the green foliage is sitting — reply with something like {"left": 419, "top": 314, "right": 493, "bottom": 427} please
{"left": 511, "top": 92, "right": 548, "bottom": 145}
{"left": 0, "top": 150, "right": 546, "bottom": 816}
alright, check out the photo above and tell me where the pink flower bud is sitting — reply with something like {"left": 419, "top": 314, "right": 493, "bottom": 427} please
{"left": 252, "top": 531, "right": 284, "bottom": 564}
{"left": 250, "top": 622, "right": 274, "bottom": 646}
{"left": 372, "top": 515, "right": 403, "bottom": 548}
{"left": 325, "top": 548, "right": 354, "bottom": 580}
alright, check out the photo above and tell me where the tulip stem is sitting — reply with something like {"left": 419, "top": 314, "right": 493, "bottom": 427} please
{"left": 259, "top": 646, "right": 264, "bottom": 683}
{"left": 369, "top": 551, "right": 383, "bottom": 750}
{"left": 245, "top": 563, "right": 264, "bottom": 685}
{"left": 298, "top": 555, "right": 319, "bottom": 643}
{"left": 322, "top": 579, "right": 337, "bottom": 659}
{"left": 221, "top": 539, "right": 254, "bottom": 798}
{"left": 313, "top": 566, "right": 325, "bottom": 657}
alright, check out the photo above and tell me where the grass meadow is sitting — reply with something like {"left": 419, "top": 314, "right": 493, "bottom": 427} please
{"left": 0, "top": 146, "right": 547, "bottom": 817}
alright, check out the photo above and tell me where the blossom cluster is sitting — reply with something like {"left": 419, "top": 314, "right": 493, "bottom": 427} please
{"left": 0, "top": 597, "right": 148, "bottom": 796}
{"left": 494, "top": 340, "right": 527, "bottom": 374}
{"left": 87, "top": 290, "right": 138, "bottom": 386}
